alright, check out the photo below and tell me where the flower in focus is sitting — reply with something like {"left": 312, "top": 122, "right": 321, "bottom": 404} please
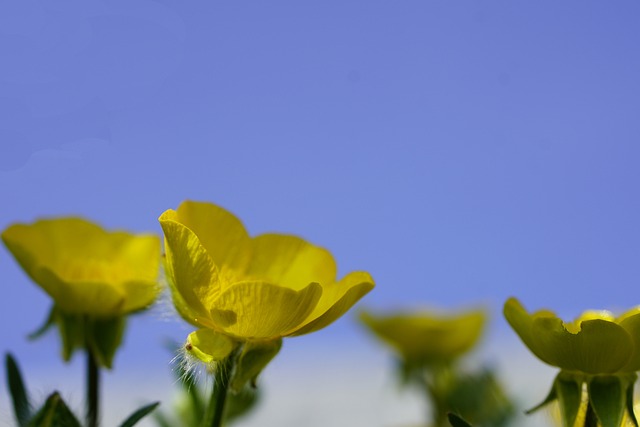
{"left": 504, "top": 297, "right": 640, "bottom": 427}
{"left": 2, "top": 217, "right": 161, "bottom": 366}
{"left": 159, "top": 200, "right": 374, "bottom": 367}
{"left": 359, "top": 309, "right": 486, "bottom": 366}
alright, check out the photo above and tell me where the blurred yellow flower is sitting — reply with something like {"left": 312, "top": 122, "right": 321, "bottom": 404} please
{"left": 504, "top": 298, "right": 640, "bottom": 375}
{"left": 159, "top": 200, "right": 374, "bottom": 359}
{"left": 359, "top": 309, "right": 486, "bottom": 365}
{"left": 2, "top": 217, "right": 161, "bottom": 317}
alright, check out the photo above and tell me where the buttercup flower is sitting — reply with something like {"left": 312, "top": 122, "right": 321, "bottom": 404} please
{"left": 504, "top": 297, "right": 640, "bottom": 427}
{"left": 159, "top": 200, "right": 375, "bottom": 360}
{"left": 504, "top": 298, "right": 640, "bottom": 375}
{"left": 2, "top": 217, "right": 161, "bottom": 317}
{"left": 359, "top": 309, "right": 486, "bottom": 365}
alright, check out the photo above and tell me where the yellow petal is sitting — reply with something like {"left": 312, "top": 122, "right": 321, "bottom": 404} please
{"left": 174, "top": 201, "right": 252, "bottom": 273}
{"left": 36, "top": 267, "right": 126, "bottom": 315}
{"left": 159, "top": 211, "right": 220, "bottom": 328}
{"left": 361, "top": 308, "right": 485, "bottom": 363}
{"left": 245, "top": 234, "right": 337, "bottom": 290}
{"left": 2, "top": 218, "right": 104, "bottom": 274}
{"left": 2, "top": 218, "right": 161, "bottom": 316}
{"left": 531, "top": 316, "right": 632, "bottom": 374}
{"left": 503, "top": 298, "right": 556, "bottom": 366}
{"left": 617, "top": 309, "right": 640, "bottom": 371}
{"left": 289, "top": 271, "right": 374, "bottom": 336}
{"left": 209, "top": 281, "right": 322, "bottom": 339}
{"left": 185, "top": 328, "right": 237, "bottom": 364}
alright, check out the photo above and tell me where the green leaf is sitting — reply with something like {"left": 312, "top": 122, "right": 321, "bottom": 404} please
{"left": 230, "top": 339, "right": 282, "bottom": 393}
{"left": 589, "top": 376, "right": 626, "bottom": 427}
{"left": 119, "top": 402, "right": 160, "bottom": 427}
{"left": 444, "top": 370, "right": 514, "bottom": 426}
{"left": 27, "top": 392, "right": 82, "bottom": 427}
{"left": 5, "top": 353, "right": 31, "bottom": 426}
{"left": 27, "top": 306, "right": 56, "bottom": 341}
{"left": 555, "top": 374, "right": 583, "bottom": 427}
{"left": 448, "top": 413, "right": 474, "bottom": 427}
{"left": 86, "top": 316, "right": 126, "bottom": 368}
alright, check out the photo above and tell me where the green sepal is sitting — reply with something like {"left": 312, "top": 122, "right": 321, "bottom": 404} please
{"left": 555, "top": 373, "right": 583, "bottom": 427}
{"left": 626, "top": 377, "right": 639, "bottom": 427}
{"left": 588, "top": 375, "right": 627, "bottom": 427}
{"left": 55, "top": 310, "right": 126, "bottom": 368}
{"left": 225, "top": 388, "right": 260, "bottom": 423}
{"left": 524, "top": 377, "right": 557, "bottom": 415}
{"left": 5, "top": 353, "right": 31, "bottom": 426}
{"left": 447, "top": 413, "right": 474, "bottom": 427}
{"left": 118, "top": 401, "right": 160, "bottom": 427}
{"left": 86, "top": 316, "right": 126, "bottom": 369}
{"left": 55, "top": 310, "right": 85, "bottom": 362}
{"left": 230, "top": 339, "right": 282, "bottom": 393}
{"left": 26, "top": 392, "right": 82, "bottom": 427}
{"left": 27, "top": 306, "right": 56, "bottom": 341}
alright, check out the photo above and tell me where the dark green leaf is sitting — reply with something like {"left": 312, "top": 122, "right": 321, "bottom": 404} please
{"left": 5, "top": 353, "right": 31, "bottom": 426}
{"left": 119, "top": 402, "right": 160, "bottom": 427}
{"left": 27, "top": 392, "right": 82, "bottom": 427}
{"left": 444, "top": 369, "right": 514, "bottom": 427}
{"left": 448, "top": 413, "right": 473, "bottom": 427}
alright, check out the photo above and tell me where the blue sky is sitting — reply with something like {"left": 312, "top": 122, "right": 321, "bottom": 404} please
{"left": 1, "top": 1, "right": 640, "bottom": 425}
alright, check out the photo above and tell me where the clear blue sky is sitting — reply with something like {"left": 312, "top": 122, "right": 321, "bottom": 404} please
{"left": 1, "top": 1, "right": 640, "bottom": 425}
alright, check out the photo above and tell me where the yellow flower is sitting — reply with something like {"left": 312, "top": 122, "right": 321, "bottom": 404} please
{"left": 159, "top": 200, "right": 374, "bottom": 352}
{"left": 2, "top": 217, "right": 161, "bottom": 317}
{"left": 359, "top": 309, "right": 486, "bottom": 365}
{"left": 504, "top": 298, "right": 640, "bottom": 427}
{"left": 504, "top": 298, "right": 640, "bottom": 375}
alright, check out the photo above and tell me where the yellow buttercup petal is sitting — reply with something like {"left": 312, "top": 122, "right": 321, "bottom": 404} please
{"left": 531, "top": 316, "right": 632, "bottom": 374}
{"left": 174, "top": 201, "right": 252, "bottom": 273}
{"left": 2, "top": 217, "right": 161, "bottom": 317}
{"left": 361, "top": 308, "right": 485, "bottom": 364}
{"left": 210, "top": 281, "right": 322, "bottom": 339}
{"left": 116, "top": 235, "right": 162, "bottom": 283}
{"left": 505, "top": 298, "right": 636, "bottom": 375}
{"left": 159, "top": 212, "right": 221, "bottom": 328}
{"left": 34, "top": 267, "right": 127, "bottom": 315}
{"left": 185, "top": 328, "right": 237, "bottom": 364}
{"left": 245, "top": 234, "right": 337, "bottom": 290}
{"left": 617, "top": 311, "right": 640, "bottom": 372}
{"left": 290, "top": 271, "right": 374, "bottom": 336}
{"left": 504, "top": 298, "right": 556, "bottom": 366}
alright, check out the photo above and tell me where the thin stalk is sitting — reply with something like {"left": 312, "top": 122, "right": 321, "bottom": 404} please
{"left": 86, "top": 348, "right": 100, "bottom": 427}
{"left": 202, "top": 355, "right": 236, "bottom": 427}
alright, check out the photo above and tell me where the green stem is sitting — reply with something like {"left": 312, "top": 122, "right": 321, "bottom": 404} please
{"left": 86, "top": 348, "right": 100, "bottom": 427}
{"left": 584, "top": 400, "right": 598, "bottom": 427}
{"left": 421, "top": 365, "right": 452, "bottom": 427}
{"left": 203, "top": 355, "right": 236, "bottom": 427}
